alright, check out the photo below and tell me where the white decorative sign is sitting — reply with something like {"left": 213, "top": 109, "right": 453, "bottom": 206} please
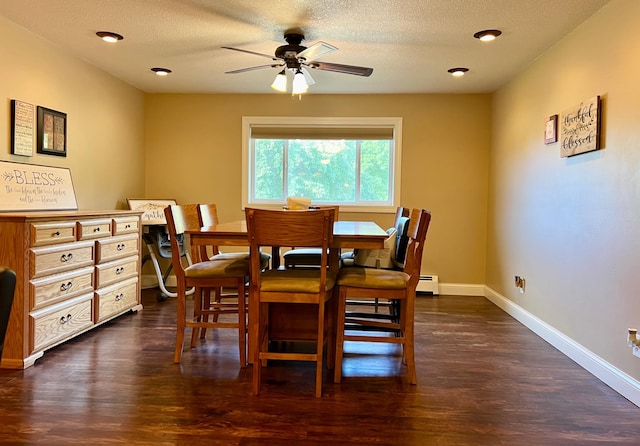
{"left": 560, "top": 96, "right": 601, "bottom": 158}
{"left": 0, "top": 161, "right": 78, "bottom": 211}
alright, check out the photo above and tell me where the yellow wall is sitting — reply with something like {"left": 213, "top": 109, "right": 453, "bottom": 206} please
{"left": 144, "top": 93, "right": 491, "bottom": 284}
{"left": 0, "top": 15, "right": 145, "bottom": 209}
{"left": 488, "top": 0, "right": 640, "bottom": 379}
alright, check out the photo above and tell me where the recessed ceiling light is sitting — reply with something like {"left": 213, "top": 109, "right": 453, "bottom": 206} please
{"left": 151, "top": 67, "right": 172, "bottom": 76}
{"left": 473, "top": 29, "right": 502, "bottom": 42}
{"left": 447, "top": 67, "right": 469, "bottom": 77}
{"left": 96, "top": 31, "right": 124, "bottom": 43}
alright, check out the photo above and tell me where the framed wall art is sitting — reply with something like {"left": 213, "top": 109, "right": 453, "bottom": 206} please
{"left": 37, "top": 106, "right": 67, "bottom": 157}
{"left": 10, "top": 99, "right": 35, "bottom": 157}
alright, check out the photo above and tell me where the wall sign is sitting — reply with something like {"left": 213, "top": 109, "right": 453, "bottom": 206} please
{"left": 0, "top": 161, "right": 78, "bottom": 211}
{"left": 126, "top": 199, "right": 176, "bottom": 225}
{"left": 560, "top": 96, "right": 601, "bottom": 157}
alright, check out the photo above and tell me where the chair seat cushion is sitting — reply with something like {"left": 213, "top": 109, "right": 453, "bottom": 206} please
{"left": 185, "top": 257, "right": 249, "bottom": 278}
{"left": 337, "top": 266, "right": 409, "bottom": 289}
{"left": 213, "top": 251, "right": 271, "bottom": 270}
{"left": 260, "top": 269, "right": 337, "bottom": 293}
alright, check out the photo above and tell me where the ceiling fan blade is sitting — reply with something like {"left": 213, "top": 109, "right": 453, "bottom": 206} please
{"left": 301, "top": 67, "right": 316, "bottom": 86}
{"left": 221, "top": 46, "right": 279, "bottom": 61}
{"left": 297, "top": 41, "right": 337, "bottom": 62}
{"left": 225, "top": 64, "right": 281, "bottom": 74}
{"left": 308, "top": 61, "right": 373, "bottom": 77}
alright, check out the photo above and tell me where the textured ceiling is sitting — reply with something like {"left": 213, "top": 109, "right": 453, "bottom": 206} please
{"left": 0, "top": 0, "right": 610, "bottom": 94}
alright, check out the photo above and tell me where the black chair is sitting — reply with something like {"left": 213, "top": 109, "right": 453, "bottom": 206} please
{"left": 0, "top": 267, "right": 17, "bottom": 361}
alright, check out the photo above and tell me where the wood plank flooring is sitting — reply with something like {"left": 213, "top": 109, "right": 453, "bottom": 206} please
{"left": 0, "top": 289, "right": 638, "bottom": 445}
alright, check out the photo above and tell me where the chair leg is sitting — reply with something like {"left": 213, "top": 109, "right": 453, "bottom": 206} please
{"left": 237, "top": 281, "right": 247, "bottom": 368}
{"left": 252, "top": 301, "right": 268, "bottom": 395}
{"left": 174, "top": 288, "right": 187, "bottom": 363}
{"left": 403, "top": 294, "right": 417, "bottom": 385}
{"left": 315, "top": 300, "right": 325, "bottom": 398}
{"left": 190, "top": 287, "right": 203, "bottom": 348}
{"left": 333, "top": 287, "right": 348, "bottom": 383}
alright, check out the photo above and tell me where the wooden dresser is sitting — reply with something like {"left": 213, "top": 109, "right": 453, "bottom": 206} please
{"left": 0, "top": 210, "right": 143, "bottom": 369}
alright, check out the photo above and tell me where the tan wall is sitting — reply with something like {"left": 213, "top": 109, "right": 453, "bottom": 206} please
{"left": 144, "top": 93, "right": 491, "bottom": 283}
{"left": 0, "top": 15, "right": 145, "bottom": 210}
{"left": 488, "top": 0, "right": 640, "bottom": 379}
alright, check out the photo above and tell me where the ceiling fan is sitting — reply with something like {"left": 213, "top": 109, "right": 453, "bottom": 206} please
{"left": 222, "top": 31, "right": 373, "bottom": 93}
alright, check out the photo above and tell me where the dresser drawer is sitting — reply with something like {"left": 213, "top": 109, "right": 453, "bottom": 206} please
{"left": 95, "top": 234, "right": 140, "bottom": 264}
{"left": 30, "top": 293, "right": 94, "bottom": 353}
{"left": 30, "top": 266, "right": 94, "bottom": 310}
{"left": 95, "top": 255, "right": 139, "bottom": 288}
{"left": 95, "top": 277, "right": 139, "bottom": 323}
{"left": 77, "top": 219, "right": 112, "bottom": 240}
{"left": 30, "top": 221, "right": 77, "bottom": 246}
{"left": 113, "top": 217, "right": 140, "bottom": 235}
{"left": 30, "top": 240, "right": 95, "bottom": 279}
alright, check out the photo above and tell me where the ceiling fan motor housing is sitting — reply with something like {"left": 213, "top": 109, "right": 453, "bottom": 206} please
{"left": 276, "top": 33, "right": 307, "bottom": 68}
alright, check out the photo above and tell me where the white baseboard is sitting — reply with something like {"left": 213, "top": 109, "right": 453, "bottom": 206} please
{"left": 484, "top": 286, "right": 640, "bottom": 408}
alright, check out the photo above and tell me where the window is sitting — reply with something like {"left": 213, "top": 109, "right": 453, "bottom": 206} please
{"left": 242, "top": 117, "right": 402, "bottom": 212}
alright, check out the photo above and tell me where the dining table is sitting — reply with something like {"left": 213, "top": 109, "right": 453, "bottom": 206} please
{"left": 185, "top": 219, "right": 388, "bottom": 363}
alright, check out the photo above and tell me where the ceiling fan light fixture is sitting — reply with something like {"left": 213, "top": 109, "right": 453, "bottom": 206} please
{"left": 96, "top": 31, "right": 124, "bottom": 43}
{"left": 292, "top": 70, "right": 308, "bottom": 94}
{"left": 271, "top": 70, "right": 287, "bottom": 92}
{"left": 448, "top": 67, "right": 469, "bottom": 77}
{"left": 473, "top": 29, "right": 502, "bottom": 42}
{"left": 151, "top": 67, "right": 172, "bottom": 76}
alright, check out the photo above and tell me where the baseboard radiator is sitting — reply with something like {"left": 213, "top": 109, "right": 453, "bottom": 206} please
{"left": 416, "top": 275, "right": 439, "bottom": 295}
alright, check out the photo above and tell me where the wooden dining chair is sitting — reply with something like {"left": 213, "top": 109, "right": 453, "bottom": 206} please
{"left": 245, "top": 207, "right": 337, "bottom": 397}
{"left": 164, "top": 204, "right": 249, "bottom": 366}
{"left": 344, "top": 206, "right": 410, "bottom": 315}
{"left": 333, "top": 208, "right": 431, "bottom": 385}
{"left": 194, "top": 203, "right": 270, "bottom": 341}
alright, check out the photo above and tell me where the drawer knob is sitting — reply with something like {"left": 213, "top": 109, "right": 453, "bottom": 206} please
{"left": 60, "top": 253, "right": 74, "bottom": 262}
{"left": 116, "top": 267, "right": 125, "bottom": 275}
{"left": 94, "top": 227, "right": 101, "bottom": 232}
{"left": 60, "top": 281, "right": 73, "bottom": 291}
{"left": 53, "top": 231, "right": 60, "bottom": 237}
{"left": 115, "top": 293, "right": 124, "bottom": 301}
{"left": 117, "top": 243, "right": 125, "bottom": 251}
{"left": 60, "top": 314, "right": 72, "bottom": 324}
{"left": 125, "top": 224, "right": 131, "bottom": 229}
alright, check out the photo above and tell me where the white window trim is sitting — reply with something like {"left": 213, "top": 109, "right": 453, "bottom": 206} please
{"left": 242, "top": 116, "right": 402, "bottom": 213}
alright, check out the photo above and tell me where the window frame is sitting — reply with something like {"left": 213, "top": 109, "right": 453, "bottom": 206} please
{"left": 242, "top": 116, "right": 402, "bottom": 213}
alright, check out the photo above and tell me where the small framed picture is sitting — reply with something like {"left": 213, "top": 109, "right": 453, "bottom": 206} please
{"left": 37, "top": 106, "right": 67, "bottom": 156}
{"left": 544, "top": 114, "right": 558, "bottom": 145}
{"left": 10, "top": 99, "right": 35, "bottom": 157}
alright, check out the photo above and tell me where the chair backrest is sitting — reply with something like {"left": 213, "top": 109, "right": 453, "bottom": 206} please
{"left": 402, "top": 209, "right": 432, "bottom": 291}
{"left": 164, "top": 204, "right": 201, "bottom": 275}
{"left": 245, "top": 208, "right": 336, "bottom": 288}
{"left": 393, "top": 206, "right": 411, "bottom": 263}
{"left": 197, "top": 203, "right": 221, "bottom": 261}
{"left": 0, "top": 267, "right": 17, "bottom": 359}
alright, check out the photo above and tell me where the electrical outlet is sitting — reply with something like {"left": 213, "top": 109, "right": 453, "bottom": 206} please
{"left": 633, "top": 345, "right": 640, "bottom": 359}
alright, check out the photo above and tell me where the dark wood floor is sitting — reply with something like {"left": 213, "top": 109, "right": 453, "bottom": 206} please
{"left": 1, "top": 289, "right": 638, "bottom": 445}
